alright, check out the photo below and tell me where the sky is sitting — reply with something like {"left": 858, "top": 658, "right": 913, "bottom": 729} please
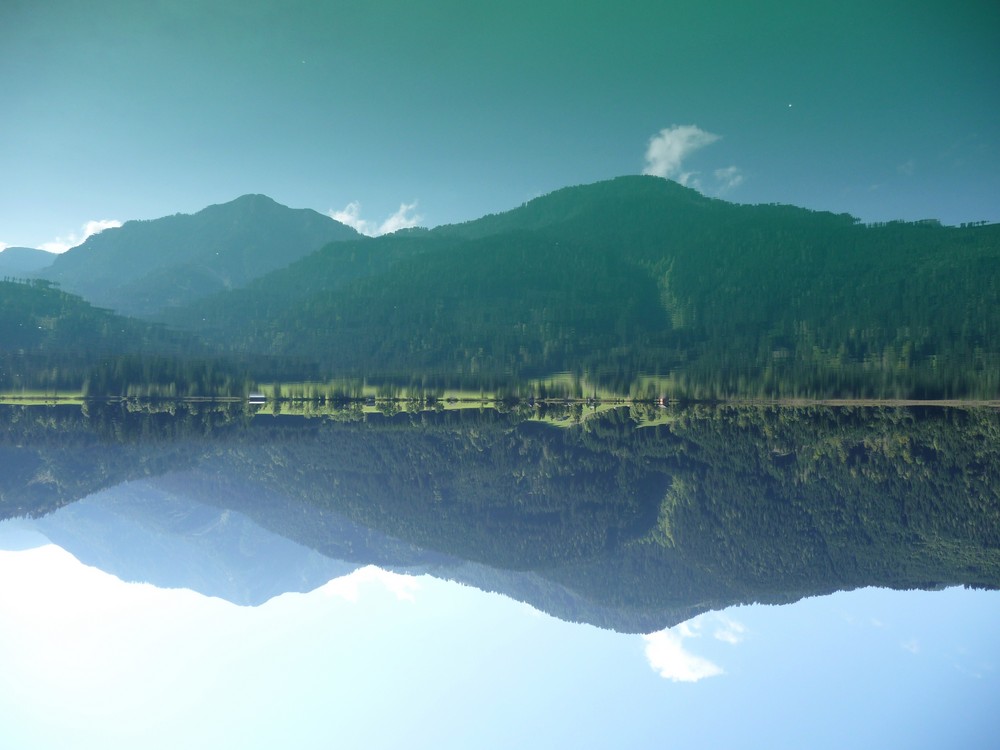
{"left": 0, "top": 540, "right": 997, "bottom": 749}
{"left": 1, "top": 0, "right": 998, "bottom": 251}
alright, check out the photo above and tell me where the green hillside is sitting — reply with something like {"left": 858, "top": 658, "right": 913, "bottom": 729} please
{"left": 0, "top": 279, "right": 260, "bottom": 397}
{"left": 171, "top": 176, "right": 1000, "bottom": 399}
{"left": 2, "top": 402, "right": 997, "bottom": 632}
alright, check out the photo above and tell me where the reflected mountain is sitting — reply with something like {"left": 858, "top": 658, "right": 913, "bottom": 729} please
{"left": 5, "top": 480, "right": 355, "bottom": 605}
{"left": 1, "top": 401, "right": 997, "bottom": 631}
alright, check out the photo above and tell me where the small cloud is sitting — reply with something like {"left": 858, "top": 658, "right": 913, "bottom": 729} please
{"left": 40, "top": 218, "right": 122, "bottom": 253}
{"left": 713, "top": 166, "right": 745, "bottom": 194}
{"left": 329, "top": 201, "right": 369, "bottom": 234}
{"left": 642, "top": 124, "right": 721, "bottom": 187}
{"left": 378, "top": 201, "right": 422, "bottom": 234}
{"left": 897, "top": 159, "right": 916, "bottom": 176}
{"left": 713, "top": 615, "right": 747, "bottom": 645}
{"left": 642, "top": 617, "right": 724, "bottom": 683}
{"left": 320, "top": 565, "right": 420, "bottom": 603}
{"left": 329, "top": 201, "right": 422, "bottom": 237}
{"left": 901, "top": 638, "right": 921, "bottom": 654}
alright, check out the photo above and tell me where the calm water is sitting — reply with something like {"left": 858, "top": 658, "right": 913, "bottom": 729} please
{"left": 1, "top": 402, "right": 998, "bottom": 748}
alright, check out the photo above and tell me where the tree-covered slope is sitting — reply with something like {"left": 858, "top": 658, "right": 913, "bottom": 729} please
{"left": 0, "top": 279, "right": 262, "bottom": 396}
{"left": 38, "top": 194, "right": 360, "bottom": 317}
{"left": 2, "top": 402, "right": 997, "bottom": 632}
{"left": 0, "top": 279, "right": 194, "bottom": 357}
{"left": 169, "top": 176, "right": 1000, "bottom": 398}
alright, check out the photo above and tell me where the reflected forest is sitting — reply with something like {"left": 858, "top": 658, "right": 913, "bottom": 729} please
{"left": 3, "top": 400, "right": 998, "bottom": 633}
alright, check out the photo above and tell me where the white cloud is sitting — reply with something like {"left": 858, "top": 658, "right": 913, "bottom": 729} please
{"left": 642, "top": 612, "right": 748, "bottom": 681}
{"left": 897, "top": 158, "right": 916, "bottom": 176}
{"left": 643, "top": 626, "right": 723, "bottom": 682}
{"left": 40, "top": 218, "right": 122, "bottom": 253}
{"left": 642, "top": 124, "right": 721, "bottom": 186}
{"left": 319, "top": 565, "right": 420, "bottom": 603}
{"left": 0, "top": 242, "right": 8, "bottom": 252}
{"left": 714, "top": 165, "right": 745, "bottom": 193}
{"left": 713, "top": 615, "right": 747, "bottom": 645}
{"left": 329, "top": 201, "right": 422, "bottom": 237}
{"left": 901, "top": 638, "right": 921, "bottom": 654}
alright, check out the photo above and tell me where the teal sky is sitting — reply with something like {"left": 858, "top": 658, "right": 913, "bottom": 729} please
{"left": 1, "top": 0, "right": 998, "bottom": 249}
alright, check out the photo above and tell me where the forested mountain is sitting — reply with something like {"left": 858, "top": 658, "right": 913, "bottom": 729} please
{"left": 5, "top": 176, "right": 998, "bottom": 399}
{"left": 0, "top": 279, "right": 187, "bottom": 354}
{"left": 0, "top": 246, "right": 55, "bottom": 275}
{"left": 37, "top": 194, "right": 361, "bottom": 317}
{"left": 0, "top": 279, "right": 266, "bottom": 396}
{"left": 165, "top": 176, "right": 1000, "bottom": 399}
{"left": 2, "top": 403, "right": 997, "bottom": 632}
{"left": 10, "top": 482, "right": 355, "bottom": 606}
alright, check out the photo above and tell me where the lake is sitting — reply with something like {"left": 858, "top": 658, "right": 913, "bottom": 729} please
{"left": 1, "top": 400, "right": 998, "bottom": 748}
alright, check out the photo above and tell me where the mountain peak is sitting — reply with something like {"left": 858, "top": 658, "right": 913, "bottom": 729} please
{"left": 436, "top": 174, "right": 720, "bottom": 240}
{"left": 228, "top": 193, "right": 282, "bottom": 206}
{"left": 0, "top": 246, "right": 57, "bottom": 274}
{"left": 38, "top": 194, "right": 360, "bottom": 317}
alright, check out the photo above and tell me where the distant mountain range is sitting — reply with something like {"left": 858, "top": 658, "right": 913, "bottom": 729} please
{"left": 0, "top": 246, "right": 55, "bottom": 275}
{"left": 3, "top": 479, "right": 355, "bottom": 606}
{"left": 3, "top": 176, "right": 999, "bottom": 399}
{"left": 36, "top": 194, "right": 360, "bottom": 317}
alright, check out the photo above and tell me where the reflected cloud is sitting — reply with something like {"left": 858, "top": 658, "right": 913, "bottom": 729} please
{"left": 713, "top": 615, "right": 747, "bottom": 645}
{"left": 320, "top": 565, "right": 421, "bottom": 603}
{"left": 643, "top": 613, "right": 748, "bottom": 681}
{"left": 901, "top": 638, "right": 921, "bottom": 654}
{"left": 643, "top": 627, "right": 722, "bottom": 682}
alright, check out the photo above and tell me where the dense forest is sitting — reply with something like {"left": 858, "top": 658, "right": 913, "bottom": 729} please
{"left": 155, "top": 177, "right": 1000, "bottom": 399}
{"left": 2, "top": 402, "right": 997, "bottom": 632}
{"left": 3, "top": 176, "right": 999, "bottom": 399}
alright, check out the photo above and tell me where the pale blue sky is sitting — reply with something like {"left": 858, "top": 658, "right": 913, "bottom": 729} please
{"left": 1, "top": 0, "right": 998, "bottom": 250}
{"left": 0, "top": 540, "right": 997, "bottom": 749}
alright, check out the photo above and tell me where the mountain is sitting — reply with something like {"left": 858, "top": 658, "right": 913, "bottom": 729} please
{"left": 7, "top": 479, "right": 355, "bottom": 606}
{"left": 2, "top": 401, "right": 998, "bottom": 633}
{"left": 7, "top": 176, "right": 1000, "bottom": 399}
{"left": 38, "top": 194, "right": 361, "bottom": 317}
{"left": 0, "top": 246, "right": 56, "bottom": 275}
{"left": 0, "top": 279, "right": 244, "bottom": 396}
{"left": 0, "top": 279, "right": 189, "bottom": 354}
{"left": 169, "top": 175, "right": 1000, "bottom": 399}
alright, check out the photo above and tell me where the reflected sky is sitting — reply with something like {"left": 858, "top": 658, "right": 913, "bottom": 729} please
{"left": 1, "top": 539, "right": 996, "bottom": 750}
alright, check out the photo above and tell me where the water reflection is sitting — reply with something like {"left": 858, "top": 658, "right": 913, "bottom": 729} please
{"left": 2, "top": 402, "right": 997, "bottom": 630}
{"left": 0, "top": 401, "right": 997, "bottom": 747}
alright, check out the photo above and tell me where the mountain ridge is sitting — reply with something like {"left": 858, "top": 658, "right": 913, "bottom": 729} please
{"left": 6, "top": 175, "right": 1000, "bottom": 399}
{"left": 0, "top": 246, "right": 56, "bottom": 275}
{"left": 37, "top": 193, "right": 361, "bottom": 317}
{"left": 162, "top": 175, "right": 1000, "bottom": 399}
{"left": 1, "top": 402, "right": 997, "bottom": 633}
